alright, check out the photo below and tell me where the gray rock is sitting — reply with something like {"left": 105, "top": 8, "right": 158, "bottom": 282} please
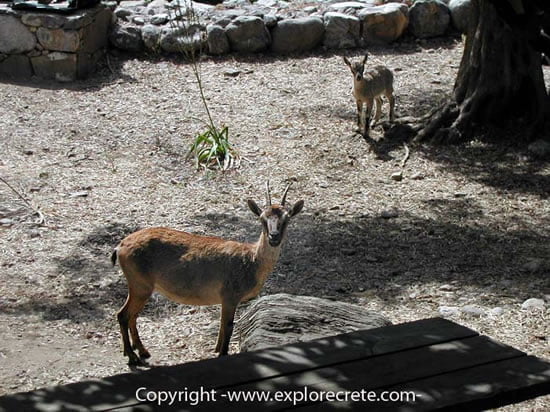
{"left": 380, "top": 208, "right": 398, "bottom": 219}
{"left": 0, "top": 218, "right": 15, "bottom": 226}
{"left": 0, "top": 54, "right": 33, "bottom": 79}
{"left": 37, "top": 28, "right": 80, "bottom": 53}
{"left": 225, "top": 16, "right": 270, "bottom": 53}
{"left": 439, "top": 306, "right": 460, "bottom": 316}
{"left": 528, "top": 139, "right": 550, "bottom": 158}
{"left": 263, "top": 14, "right": 278, "bottom": 29}
{"left": 391, "top": 170, "right": 403, "bottom": 181}
{"left": 133, "top": 16, "right": 146, "bottom": 26}
{"left": 109, "top": 24, "right": 144, "bottom": 52}
{"left": 207, "top": 24, "right": 230, "bottom": 55}
{"left": 328, "top": 1, "right": 374, "bottom": 14}
{"left": 0, "top": 15, "right": 37, "bottom": 54}
{"left": 142, "top": 24, "right": 162, "bottom": 51}
{"left": 323, "top": 12, "right": 360, "bottom": 49}
{"left": 114, "top": 7, "right": 134, "bottom": 21}
{"left": 409, "top": 0, "right": 450, "bottom": 38}
{"left": 461, "top": 305, "right": 484, "bottom": 317}
{"left": 521, "top": 298, "right": 545, "bottom": 310}
{"left": 21, "top": 13, "right": 66, "bottom": 29}
{"left": 271, "top": 17, "right": 324, "bottom": 53}
{"left": 30, "top": 52, "right": 77, "bottom": 82}
{"left": 448, "top": 0, "right": 474, "bottom": 33}
{"left": 160, "top": 25, "right": 206, "bottom": 54}
{"left": 236, "top": 293, "right": 391, "bottom": 352}
{"left": 359, "top": 3, "right": 409, "bottom": 44}
{"left": 150, "top": 13, "right": 169, "bottom": 25}
{"left": 146, "top": 0, "right": 168, "bottom": 15}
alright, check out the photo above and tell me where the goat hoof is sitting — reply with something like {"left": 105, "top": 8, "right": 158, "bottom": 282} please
{"left": 139, "top": 350, "right": 151, "bottom": 359}
{"left": 127, "top": 352, "right": 143, "bottom": 366}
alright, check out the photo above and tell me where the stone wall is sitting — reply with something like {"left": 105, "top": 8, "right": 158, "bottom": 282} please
{"left": 0, "top": 4, "right": 112, "bottom": 81}
{"left": 109, "top": 0, "right": 472, "bottom": 55}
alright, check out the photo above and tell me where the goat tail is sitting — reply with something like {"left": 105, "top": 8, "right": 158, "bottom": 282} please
{"left": 111, "top": 248, "right": 118, "bottom": 266}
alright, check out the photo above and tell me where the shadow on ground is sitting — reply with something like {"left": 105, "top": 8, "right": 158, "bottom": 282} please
{"left": 1, "top": 193, "right": 547, "bottom": 324}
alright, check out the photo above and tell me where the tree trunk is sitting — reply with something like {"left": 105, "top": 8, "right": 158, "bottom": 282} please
{"left": 416, "top": 0, "right": 549, "bottom": 143}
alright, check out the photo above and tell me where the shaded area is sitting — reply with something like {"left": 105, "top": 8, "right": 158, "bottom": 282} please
{"left": 2, "top": 189, "right": 548, "bottom": 323}
{"left": 0, "top": 222, "right": 139, "bottom": 321}
{"left": 415, "top": 142, "right": 550, "bottom": 198}
{"left": 0, "top": 318, "right": 548, "bottom": 411}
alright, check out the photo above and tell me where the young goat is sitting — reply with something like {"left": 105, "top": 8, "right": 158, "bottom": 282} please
{"left": 112, "top": 183, "right": 304, "bottom": 365}
{"left": 343, "top": 53, "right": 395, "bottom": 136}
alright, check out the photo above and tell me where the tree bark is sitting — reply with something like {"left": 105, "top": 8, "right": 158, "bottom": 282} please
{"left": 415, "top": 0, "right": 549, "bottom": 143}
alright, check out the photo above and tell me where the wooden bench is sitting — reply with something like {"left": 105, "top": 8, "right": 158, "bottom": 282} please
{"left": 0, "top": 318, "right": 548, "bottom": 411}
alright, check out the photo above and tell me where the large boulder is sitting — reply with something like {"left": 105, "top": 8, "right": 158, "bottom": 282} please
{"left": 270, "top": 17, "right": 324, "bottom": 53}
{"left": 37, "top": 28, "right": 80, "bottom": 53}
{"left": 159, "top": 25, "right": 206, "bottom": 54}
{"left": 207, "top": 24, "right": 230, "bottom": 55}
{"left": 0, "top": 55, "right": 33, "bottom": 79}
{"left": 0, "top": 15, "right": 36, "bottom": 54}
{"left": 225, "top": 16, "right": 270, "bottom": 53}
{"left": 323, "top": 12, "right": 361, "bottom": 49}
{"left": 109, "top": 24, "right": 144, "bottom": 52}
{"left": 359, "top": 3, "right": 409, "bottom": 44}
{"left": 141, "top": 24, "right": 162, "bottom": 51}
{"left": 408, "top": 0, "right": 450, "bottom": 38}
{"left": 236, "top": 293, "right": 392, "bottom": 352}
{"left": 448, "top": 0, "right": 474, "bottom": 33}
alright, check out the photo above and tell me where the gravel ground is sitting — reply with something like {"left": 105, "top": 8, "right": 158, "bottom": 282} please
{"left": 0, "top": 37, "right": 548, "bottom": 410}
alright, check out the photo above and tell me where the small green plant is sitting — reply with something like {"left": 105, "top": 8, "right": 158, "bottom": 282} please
{"left": 169, "top": 0, "right": 238, "bottom": 171}
{"left": 187, "top": 124, "right": 238, "bottom": 170}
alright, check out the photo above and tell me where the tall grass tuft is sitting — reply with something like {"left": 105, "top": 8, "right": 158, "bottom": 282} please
{"left": 168, "top": 0, "right": 238, "bottom": 170}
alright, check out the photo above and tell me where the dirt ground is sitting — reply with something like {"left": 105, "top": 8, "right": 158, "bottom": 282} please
{"left": 0, "top": 37, "right": 549, "bottom": 410}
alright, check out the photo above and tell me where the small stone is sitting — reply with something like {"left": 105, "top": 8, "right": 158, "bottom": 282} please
{"left": 69, "top": 191, "right": 89, "bottom": 198}
{"left": 380, "top": 209, "right": 398, "bottom": 219}
{"left": 223, "top": 68, "right": 241, "bottom": 77}
{"left": 150, "top": 14, "right": 168, "bottom": 25}
{"left": 439, "top": 284, "right": 455, "bottom": 292}
{"left": 521, "top": 298, "right": 545, "bottom": 310}
{"left": 391, "top": 171, "right": 403, "bottom": 181}
{"left": 439, "top": 306, "right": 459, "bottom": 316}
{"left": 133, "top": 16, "right": 146, "bottom": 26}
{"left": 0, "top": 218, "right": 14, "bottom": 226}
{"left": 461, "top": 305, "right": 485, "bottom": 317}
{"left": 410, "top": 172, "right": 424, "bottom": 180}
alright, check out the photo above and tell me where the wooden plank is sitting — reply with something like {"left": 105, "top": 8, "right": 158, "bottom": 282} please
{"left": 0, "top": 318, "right": 477, "bottom": 412}
{"left": 138, "top": 335, "right": 526, "bottom": 411}
{"left": 296, "top": 355, "right": 550, "bottom": 411}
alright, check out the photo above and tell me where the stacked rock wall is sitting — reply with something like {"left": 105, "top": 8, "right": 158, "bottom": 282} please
{"left": 0, "top": 4, "right": 112, "bottom": 81}
{"left": 109, "top": 0, "right": 471, "bottom": 55}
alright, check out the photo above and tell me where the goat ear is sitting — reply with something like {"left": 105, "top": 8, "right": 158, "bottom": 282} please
{"left": 247, "top": 199, "right": 262, "bottom": 217}
{"left": 289, "top": 200, "right": 304, "bottom": 217}
{"left": 343, "top": 57, "right": 351, "bottom": 68}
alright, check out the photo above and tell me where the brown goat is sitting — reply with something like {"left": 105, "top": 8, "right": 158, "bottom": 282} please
{"left": 343, "top": 53, "right": 395, "bottom": 136}
{"left": 112, "top": 182, "right": 304, "bottom": 365}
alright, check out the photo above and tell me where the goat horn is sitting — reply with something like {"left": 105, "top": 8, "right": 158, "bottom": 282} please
{"left": 265, "top": 181, "right": 272, "bottom": 206}
{"left": 281, "top": 182, "right": 292, "bottom": 206}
